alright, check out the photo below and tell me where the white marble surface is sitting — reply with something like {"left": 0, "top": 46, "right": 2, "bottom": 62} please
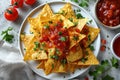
{"left": 0, "top": 0, "right": 120, "bottom": 80}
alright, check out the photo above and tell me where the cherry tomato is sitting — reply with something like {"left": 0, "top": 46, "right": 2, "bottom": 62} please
{"left": 25, "top": 0, "right": 36, "bottom": 5}
{"left": 11, "top": 0, "right": 24, "bottom": 8}
{"left": 4, "top": 7, "right": 18, "bottom": 21}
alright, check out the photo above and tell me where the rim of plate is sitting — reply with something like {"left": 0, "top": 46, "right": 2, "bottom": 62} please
{"left": 18, "top": 1, "right": 101, "bottom": 79}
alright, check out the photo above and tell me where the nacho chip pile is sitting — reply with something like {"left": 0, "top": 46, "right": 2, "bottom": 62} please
{"left": 21, "top": 3, "right": 100, "bottom": 75}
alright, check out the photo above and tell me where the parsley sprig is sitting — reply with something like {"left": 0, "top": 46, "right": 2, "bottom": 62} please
{"left": 1, "top": 27, "right": 14, "bottom": 43}
{"left": 89, "top": 57, "right": 119, "bottom": 80}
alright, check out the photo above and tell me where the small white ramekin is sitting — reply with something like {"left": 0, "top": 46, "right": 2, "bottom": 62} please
{"left": 110, "top": 32, "right": 120, "bottom": 60}
{"left": 94, "top": 0, "right": 120, "bottom": 30}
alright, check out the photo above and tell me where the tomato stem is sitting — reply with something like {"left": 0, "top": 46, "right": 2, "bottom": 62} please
{"left": 6, "top": 9, "right": 13, "bottom": 14}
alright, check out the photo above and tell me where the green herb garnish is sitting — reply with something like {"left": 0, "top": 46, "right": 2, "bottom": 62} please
{"left": 88, "top": 35, "right": 91, "bottom": 41}
{"left": 76, "top": 13, "right": 84, "bottom": 19}
{"left": 73, "top": 35, "right": 79, "bottom": 41}
{"left": 102, "top": 75, "right": 114, "bottom": 80}
{"left": 79, "top": 0, "right": 89, "bottom": 7}
{"left": 80, "top": 57, "right": 88, "bottom": 63}
{"left": 68, "top": 18, "right": 73, "bottom": 22}
{"left": 89, "top": 45, "right": 95, "bottom": 51}
{"left": 44, "top": 25, "right": 49, "bottom": 29}
{"left": 61, "top": 58, "right": 67, "bottom": 65}
{"left": 1, "top": 27, "right": 14, "bottom": 43}
{"left": 51, "top": 55, "right": 59, "bottom": 60}
{"left": 55, "top": 48, "right": 60, "bottom": 54}
{"left": 58, "top": 31, "right": 62, "bottom": 35}
{"left": 89, "top": 58, "right": 119, "bottom": 80}
{"left": 52, "top": 64, "right": 54, "bottom": 69}
{"left": 73, "top": 22, "right": 78, "bottom": 26}
{"left": 34, "top": 42, "right": 40, "bottom": 48}
{"left": 60, "top": 36, "right": 66, "bottom": 42}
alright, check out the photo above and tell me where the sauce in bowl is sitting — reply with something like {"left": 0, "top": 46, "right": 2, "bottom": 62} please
{"left": 113, "top": 36, "right": 120, "bottom": 57}
{"left": 96, "top": 0, "right": 120, "bottom": 27}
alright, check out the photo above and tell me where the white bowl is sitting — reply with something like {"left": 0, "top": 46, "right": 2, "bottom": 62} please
{"left": 111, "top": 32, "right": 120, "bottom": 60}
{"left": 94, "top": 0, "right": 120, "bottom": 30}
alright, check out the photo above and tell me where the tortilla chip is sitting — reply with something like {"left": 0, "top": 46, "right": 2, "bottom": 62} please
{"left": 59, "top": 3, "right": 76, "bottom": 19}
{"left": 73, "top": 48, "right": 99, "bottom": 65}
{"left": 67, "top": 45, "right": 83, "bottom": 62}
{"left": 69, "top": 30, "right": 86, "bottom": 49}
{"left": 38, "top": 4, "right": 54, "bottom": 22}
{"left": 81, "top": 25, "right": 100, "bottom": 48}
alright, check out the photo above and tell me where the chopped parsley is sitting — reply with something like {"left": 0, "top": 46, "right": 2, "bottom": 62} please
{"left": 89, "top": 20, "right": 93, "bottom": 24}
{"left": 60, "top": 36, "right": 66, "bottom": 42}
{"left": 88, "top": 35, "right": 91, "bottom": 41}
{"left": 34, "top": 42, "right": 40, "bottom": 48}
{"left": 79, "top": 0, "right": 89, "bottom": 7}
{"left": 1, "top": 27, "right": 14, "bottom": 43}
{"left": 52, "top": 64, "right": 54, "bottom": 69}
{"left": 89, "top": 45, "right": 95, "bottom": 51}
{"left": 55, "top": 48, "right": 60, "bottom": 54}
{"left": 44, "top": 25, "right": 49, "bottom": 29}
{"left": 73, "top": 22, "right": 78, "bottom": 26}
{"left": 80, "top": 57, "right": 88, "bottom": 63}
{"left": 73, "top": 35, "right": 79, "bottom": 41}
{"left": 41, "top": 42, "right": 46, "bottom": 47}
{"left": 76, "top": 13, "right": 84, "bottom": 19}
{"left": 30, "top": 32, "right": 34, "bottom": 34}
{"left": 51, "top": 55, "right": 59, "bottom": 60}
{"left": 89, "top": 58, "right": 119, "bottom": 80}
{"left": 70, "top": 0, "right": 79, "bottom": 3}
{"left": 68, "top": 17, "right": 73, "bottom": 22}
{"left": 58, "top": 31, "right": 62, "bottom": 35}
{"left": 61, "top": 58, "right": 67, "bottom": 65}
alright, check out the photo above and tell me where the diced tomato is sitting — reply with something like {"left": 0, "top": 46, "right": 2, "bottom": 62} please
{"left": 75, "top": 28, "right": 80, "bottom": 33}
{"left": 100, "top": 45, "right": 106, "bottom": 51}
{"left": 101, "top": 39, "right": 106, "bottom": 45}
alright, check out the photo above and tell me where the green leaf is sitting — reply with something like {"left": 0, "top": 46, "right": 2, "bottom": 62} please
{"left": 1, "top": 27, "right": 14, "bottom": 43}
{"left": 102, "top": 75, "right": 114, "bottom": 80}
{"left": 70, "top": 0, "right": 79, "bottom": 3}
{"left": 110, "top": 57, "right": 119, "bottom": 69}
{"left": 79, "top": 0, "right": 89, "bottom": 7}
{"left": 44, "top": 25, "right": 49, "bottom": 29}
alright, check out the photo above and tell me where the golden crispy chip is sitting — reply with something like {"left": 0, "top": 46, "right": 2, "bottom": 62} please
{"left": 76, "top": 18, "right": 88, "bottom": 31}
{"left": 44, "top": 59, "right": 55, "bottom": 75}
{"left": 20, "top": 34, "right": 34, "bottom": 47}
{"left": 81, "top": 25, "right": 100, "bottom": 48}
{"left": 37, "top": 61, "right": 46, "bottom": 70}
{"left": 53, "top": 61, "right": 67, "bottom": 73}
{"left": 73, "top": 48, "right": 99, "bottom": 65}
{"left": 32, "top": 51, "right": 48, "bottom": 60}
{"left": 59, "top": 3, "right": 76, "bottom": 19}
{"left": 27, "top": 17, "right": 42, "bottom": 34}
{"left": 38, "top": 4, "right": 54, "bottom": 22}
{"left": 69, "top": 30, "right": 86, "bottom": 49}
{"left": 67, "top": 45, "right": 83, "bottom": 62}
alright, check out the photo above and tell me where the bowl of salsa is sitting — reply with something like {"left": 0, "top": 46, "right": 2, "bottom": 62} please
{"left": 94, "top": 0, "right": 120, "bottom": 29}
{"left": 111, "top": 33, "right": 120, "bottom": 60}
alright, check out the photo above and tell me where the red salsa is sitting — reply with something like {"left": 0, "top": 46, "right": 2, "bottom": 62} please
{"left": 96, "top": 0, "right": 120, "bottom": 26}
{"left": 113, "top": 36, "right": 120, "bottom": 57}
{"left": 39, "top": 20, "right": 70, "bottom": 54}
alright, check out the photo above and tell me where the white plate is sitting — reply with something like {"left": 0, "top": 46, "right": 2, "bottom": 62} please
{"left": 18, "top": 1, "right": 100, "bottom": 80}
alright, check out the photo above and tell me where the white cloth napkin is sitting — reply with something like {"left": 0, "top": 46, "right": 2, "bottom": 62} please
{"left": 0, "top": 42, "right": 46, "bottom": 80}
